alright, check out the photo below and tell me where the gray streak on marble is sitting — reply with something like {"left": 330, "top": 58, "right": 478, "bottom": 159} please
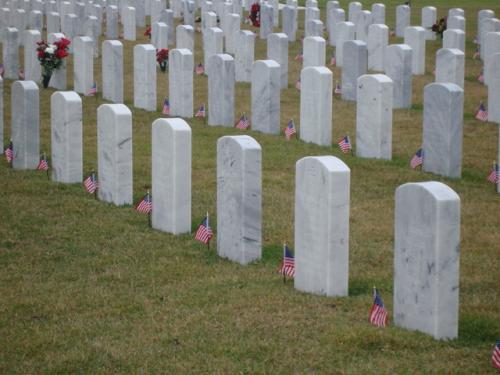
{"left": 169, "top": 48, "right": 193, "bottom": 118}
{"left": 394, "top": 181, "right": 460, "bottom": 340}
{"left": 133, "top": 44, "right": 157, "bottom": 111}
{"left": 367, "top": 23, "right": 388, "bottom": 72}
{"left": 102, "top": 40, "right": 123, "bottom": 103}
{"left": 396, "top": 5, "right": 410, "bottom": 37}
{"left": 487, "top": 52, "right": 500, "bottom": 124}
{"left": 384, "top": 44, "right": 412, "bottom": 109}
{"left": 267, "top": 33, "right": 288, "bottom": 89}
{"left": 217, "top": 135, "right": 262, "bottom": 265}
{"left": 73, "top": 36, "right": 94, "bottom": 95}
{"left": 3, "top": 27, "right": 19, "bottom": 79}
{"left": 294, "top": 156, "right": 350, "bottom": 297}
{"left": 443, "top": 29, "right": 465, "bottom": 52}
{"left": 51, "top": 91, "right": 82, "bottom": 183}
{"left": 341, "top": 40, "right": 367, "bottom": 101}
{"left": 303, "top": 36, "right": 325, "bottom": 68}
{"left": 204, "top": 27, "right": 223, "bottom": 73}
{"left": 282, "top": 5, "right": 297, "bottom": 42}
{"left": 404, "top": 26, "right": 426, "bottom": 75}
{"left": 97, "top": 104, "right": 133, "bottom": 206}
{"left": 152, "top": 118, "right": 191, "bottom": 234}
{"left": 435, "top": 48, "right": 464, "bottom": 89}
{"left": 335, "top": 21, "right": 355, "bottom": 67}
{"left": 208, "top": 54, "right": 234, "bottom": 127}
{"left": 235, "top": 30, "right": 255, "bottom": 83}
{"left": 24, "top": 30, "right": 41, "bottom": 83}
{"left": 422, "top": 83, "right": 464, "bottom": 178}
{"left": 11, "top": 80, "right": 39, "bottom": 170}
{"left": 251, "top": 60, "right": 280, "bottom": 134}
{"left": 371, "top": 3, "right": 385, "bottom": 25}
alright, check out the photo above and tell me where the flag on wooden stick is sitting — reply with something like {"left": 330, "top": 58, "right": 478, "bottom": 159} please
{"left": 284, "top": 119, "right": 296, "bottom": 140}
{"left": 338, "top": 135, "right": 352, "bottom": 154}
{"left": 83, "top": 172, "right": 98, "bottom": 194}
{"left": 487, "top": 162, "right": 499, "bottom": 184}
{"left": 135, "top": 191, "right": 152, "bottom": 213}
{"left": 4, "top": 140, "right": 13, "bottom": 163}
{"left": 194, "top": 213, "right": 213, "bottom": 244}
{"left": 475, "top": 101, "right": 488, "bottom": 122}
{"left": 162, "top": 98, "right": 170, "bottom": 115}
{"left": 369, "top": 287, "right": 388, "bottom": 327}
{"left": 37, "top": 153, "right": 49, "bottom": 171}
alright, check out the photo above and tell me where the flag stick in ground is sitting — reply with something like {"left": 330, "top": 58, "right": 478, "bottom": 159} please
{"left": 43, "top": 153, "right": 49, "bottom": 180}
{"left": 283, "top": 243, "right": 286, "bottom": 284}
{"left": 206, "top": 212, "right": 210, "bottom": 250}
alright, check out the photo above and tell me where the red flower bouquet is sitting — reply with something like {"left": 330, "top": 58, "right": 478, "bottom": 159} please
{"left": 36, "top": 38, "right": 71, "bottom": 87}
{"left": 156, "top": 48, "right": 169, "bottom": 72}
{"left": 145, "top": 26, "right": 152, "bottom": 38}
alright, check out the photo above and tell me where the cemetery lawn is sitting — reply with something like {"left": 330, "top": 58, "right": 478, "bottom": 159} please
{"left": 0, "top": 0, "right": 499, "bottom": 373}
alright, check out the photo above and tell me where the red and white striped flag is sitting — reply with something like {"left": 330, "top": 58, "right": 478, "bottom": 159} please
{"left": 84, "top": 172, "right": 98, "bottom": 194}
{"left": 338, "top": 135, "right": 352, "bottom": 154}
{"left": 478, "top": 69, "right": 484, "bottom": 83}
{"left": 475, "top": 101, "right": 488, "bottom": 122}
{"left": 277, "top": 244, "right": 295, "bottom": 278}
{"left": 18, "top": 70, "right": 24, "bottom": 80}
{"left": 294, "top": 51, "right": 303, "bottom": 61}
{"left": 195, "top": 63, "right": 204, "bottom": 75}
{"left": 37, "top": 154, "right": 49, "bottom": 171}
{"left": 135, "top": 191, "right": 152, "bottom": 213}
{"left": 87, "top": 82, "right": 97, "bottom": 96}
{"left": 162, "top": 98, "right": 170, "bottom": 115}
{"left": 410, "top": 148, "right": 423, "bottom": 169}
{"left": 235, "top": 113, "right": 250, "bottom": 130}
{"left": 487, "top": 163, "right": 499, "bottom": 184}
{"left": 295, "top": 78, "right": 301, "bottom": 91}
{"left": 195, "top": 103, "right": 206, "bottom": 118}
{"left": 492, "top": 340, "right": 500, "bottom": 369}
{"left": 334, "top": 82, "right": 341, "bottom": 95}
{"left": 329, "top": 55, "right": 336, "bottom": 66}
{"left": 4, "top": 140, "right": 13, "bottom": 163}
{"left": 369, "top": 288, "right": 388, "bottom": 328}
{"left": 284, "top": 119, "right": 296, "bottom": 140}
{"left": 194, "top": 213, "right": 213, "bottom": 244}
{"left": 473, "top": 47, "right": 480, "bottom": 59}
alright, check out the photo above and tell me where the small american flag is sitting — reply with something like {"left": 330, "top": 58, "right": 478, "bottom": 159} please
{"left": 18, "top": 70, "right": 24, "bottom": 80}
{"left": 162, "top": 98, "right": 170, "bottom": 115}
{"left": 473, "top": 36, "right": 479, "bottom": 44}
{"left": 410, "top": 148, "right": 423, "bottom": 169}
{"left": 37, "top": 154, "right": 49, "bottom": 171}
{"left": 478, "top": 69, "right": 484, "bottom": 83}
{"left": 277, "top": 244, "right": 295, "bottom": 278}
{"left": 369, "top": 288, "right": 388, "bottom": 327}
{"left": 294, "top": 51, "right": 303, "bottom": 61}
{"left": 235, "top": 113, "right": 250, "bottom": 130}
{"left": 84, "top": 172, "right": 98, "bottom": 194}
{"left": 4, "top": 140, "right": 13, "bottom": 163}
{"left": 338, "top": 135, "right": 351, "bottom": 154}
{"left": 329, "top": 55, "right": 336, "bottom": 66}
{"left": 87, "top": 82, "right": 97, "bottom": 96}
{"left": 487, "top": 163, "right": 499, "bottom": 184}
{"left": 135, "top": 191, "right": 152, "bottom": 213}
{"left": 284, "top": 119, "right": 296, "bottom": 140}
{"left": 493, "top": 339, "right": 500, "bottom": 369}
{"left": 195, "top": 62, "right": 204, "bottom": 75}
{"left": 473, "top": 47, "right": 480, "bottom": 59}
{"left": 194, "top": 214, "right": 213, "bottom": 244}
{"left": 195, "top": 103, "right": 206, "bottom": 118}
{"left": 334, "top": 82, "right": 341, "bottom": 95}
{"left": 295, "top": 78, "right": 301, "bottom": 91}
{"left": 475, "top": 101, "right": 488, "bottom": 122}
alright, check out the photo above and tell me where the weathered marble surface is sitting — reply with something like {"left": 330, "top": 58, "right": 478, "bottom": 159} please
{"left": 488, "top": 52, "right": 500, "bottom": 124}
{"left": 384, "top": 44, "right": 412, "bottom": 109}
{"left": 355, "top": 10, "right": 372, "bottom": 42}
{"left": 152, "top": 22, "right": 169, "bottom": 50}
{"left": 160, "top": 8, "right": 175, "bottom": 44}
{"left": 395, "top": 5, "right": 410, "bottom": 37}
{"left": 13, "top": 9, "right": 26, "bottom": 46}
{"left": 11, "top": 80, "right": 39, "bottom": 170}
{"left": 251, "top": 60, "right": 280, "bottom": 134}
{"left": 152, "top": 118, "right": 191, "bottom": 234}
{"left": 356, "top": 74, "right": 393, "bottom": 160}
{"left": 217, "top": 135, "right": 262, "bottom": 265}
{"left": 176, "top": 24, "right": 194, "bottom": 52}
{"left": 47, "top": 12, "right": 60, "bottom": 34}
{"left": 367, "top": 23, "right": 388, "bottom": 72}
{"left": 394, "top": 181, "right": 460, "bottom": 340}
{"left": 208, "top": 54, "right": 235, "bottom": 127}
{"left": 300, "top": 66, "right": 332, "bottom": 146}
{"left": 97, "top": 104, "right": 133, "bottom": 206}
{"left": 404, "top": 26, "right": 426, "bottom": 75}
{"left": 24, "top": 30, "right": 41, "bottom": 83}
{"left": 480, "top": 18, "right": 500, "bottom": 60}
{"left": 305, "top": 6, "right": 319, "bottom": 25}
{"left": 73, "top": 36, "right": 94, "bottom": 95}
{"left": 169, "top": 48, "right": 193, "bottom": 118}
{"left": 335, "top": 21, "right": 355, "bottom": 68}
{"left": 282, "top": 5, "right": 297, "bottom": 42}
{"left": 123, "top": 6, "right": 136, "bottom": 41}
{"left": 341, "top": 40, "right": 367, "bottom": 101}
{"left": 371, "top": 3, "right": 385, "bottom": 24}
{"left": 422, "top": 83, "right": 464, "bottom": 178}
{"left": 83, "top": 16, "right": 100, "bottom": 58}
{"left": 294, "top": 156, "right": 350, "bottom": 297}
{"left": 51, "top": 91, "right": 82, "bottom": 183}
{"left": 435, "top": 48, "right": 464, "bottom": 89}
{"left": 448, "top": 16, "right": 465, "bottom": 32}
{"left": 29, "top": 10, "right": 43, "bottom": 32}
{"left": 203, "top": 27, "right": 223, "bottom": 73}
{"left": 478, "top": 10, "right": 494, "bottom": 45}
{"left": 3, "top": 27, "right": 19, "bottom": 79}
{"left": 347, "top": 1, "right": 361, "bottom": 24}
{"left": 483, "top": 32, "right": 500, "bottom": 85}
{"left": 448, "top": 8, "right": 464, "bottom": 18}
{"left": 267, "top": 33, "right": 288, "bottom": 89}
{"left": 135, "top": 0, "right": 146, "bottom": 27}
{"left": 327, "top": 8, "right": 344, "bottom": 46}
{"left": 443, "top": 29, "right": 465, "bottom": 52}
{"left": 305, "top": 19, "right": 323, "bottom": 38}
{"left": 260, "top": 3, "right": 273, "bottom": 39}
{"left": 133, "top": 44, "right": 156, "bottom": 111}
{"left": 235, "top": 30, "right": 255, "bottom": 83}
{"left": 102, "top": 40, "right": 123, "bottom": 103}
{"left": 106, "top": 5, "right": 119, "bottom": 38}
{"left": 224, "top": 13, "right": 240, "bottom": 54}
{"left": 421, "top": 6, "right": 436, "bottom": 41}
{"left": 303, "top": 36, "right": 325, "bottom": 68}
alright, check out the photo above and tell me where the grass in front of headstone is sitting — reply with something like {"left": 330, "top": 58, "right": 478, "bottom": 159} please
{"left": 0, "top": 1, "right": 499, "bottom": 373}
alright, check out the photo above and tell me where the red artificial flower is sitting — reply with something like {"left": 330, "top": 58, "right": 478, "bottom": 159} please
{"left": 55, "top": 38, "right": 71, "bottom": 49}
{"left": 55, "top": 48, "right": 68, "bottom": 59}
{"left": 37, "top": 50, "right": 45, "bottom": 58}
{"left": 144, "top": 26, "right": 151, "bottom": 37}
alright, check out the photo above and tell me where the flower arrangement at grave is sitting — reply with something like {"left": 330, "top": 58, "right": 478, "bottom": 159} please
{"left": 431, "top": 17, "right": 447, "bottom": 39}
{"left": 249, "top": 2, "right": 260, "bottom": 27}
{"left": 36, "top": 38, "right": 71, "bottom": 88}
{"left": 144, "top": 26, "right": 152, "bottom": 39}
{"left": 156, "top": 48, "right": 169, "bottom": 72}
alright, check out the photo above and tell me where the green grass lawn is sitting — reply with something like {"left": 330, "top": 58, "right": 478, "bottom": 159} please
{"left": 1, "top": 0, "right": 499, "bottom": 373}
